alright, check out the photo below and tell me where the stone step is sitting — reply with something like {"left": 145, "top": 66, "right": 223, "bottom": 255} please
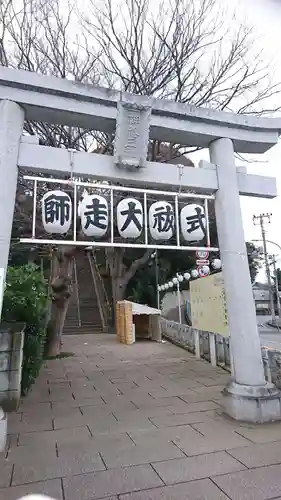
{"left": 64, "top": 321, "right": 101, "bottom": 330}
{"left": 65, "top": 316, "right": 102, "bottom": 320}
{"left": 68, "top": 316, "right": 103, "bottom": 320}
{"left": 63, "top": 327, "right": 103, "bottom": 333}
{"left": 63, "top": 254, "right": 109, "bottom": 335}
{"left": 64, "top": 311, "right": 100, "bottom": 321}
{"left": 64, "top": 320, "right": 102, "bottom": 325}
{"left": 63, "top": 328, "right": 105, "bottom": 335}
{"left": 68, "top": 302, "right": 100, "bottom": 306}
{"left": 69, "top": 304, "right": 99, "bottom": 308}
{"left": 66, "top": 311, "right": 101, "bottom": 316}
{"left": 64, "top": 321, "right": 104, "bottom": 326}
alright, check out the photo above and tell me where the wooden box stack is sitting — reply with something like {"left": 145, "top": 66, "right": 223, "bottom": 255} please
{"left": 116, "top": 301, "right": 134, "bottom": 345}
{"left": 124, "top": 301, "right": 133, "bottom": 345}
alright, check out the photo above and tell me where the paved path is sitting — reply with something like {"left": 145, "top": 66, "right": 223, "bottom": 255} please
{"left": 2, "top": 335, "right": 281, "bottom": 500}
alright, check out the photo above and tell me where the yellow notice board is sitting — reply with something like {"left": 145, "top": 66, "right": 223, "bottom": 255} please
{"left": 190, "top": 272, "right": 229, "bottom": 337}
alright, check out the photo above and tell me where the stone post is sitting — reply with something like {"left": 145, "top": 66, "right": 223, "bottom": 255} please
{"left": 0, "top": 100, "right": 24, "bottom": 283}
{"left": 209, "top": 137, "right": 281, "bottom": 422}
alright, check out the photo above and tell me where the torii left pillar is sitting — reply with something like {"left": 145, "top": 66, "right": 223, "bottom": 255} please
{"left": 0, "top": 100, "right": 24, "bottom": 315}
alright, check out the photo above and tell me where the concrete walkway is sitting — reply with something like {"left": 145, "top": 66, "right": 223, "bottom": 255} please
{"left": 2, "top": 335, "right": 281, "bottom": 500}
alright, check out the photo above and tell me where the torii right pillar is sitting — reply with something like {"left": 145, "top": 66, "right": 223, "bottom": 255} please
{"left": 209, "top": 137, "right": 281, "bottom": 422}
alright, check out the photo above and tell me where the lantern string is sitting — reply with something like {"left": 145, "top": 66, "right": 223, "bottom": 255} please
{"left": 68, "top": 148, "right": 76, "bottom": 183}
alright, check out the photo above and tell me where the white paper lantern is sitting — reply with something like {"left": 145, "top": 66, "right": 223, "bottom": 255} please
{"left": 180, "top": 204, "right": 206, "bottom": 242}
{"left": 80, "top": 194, "right": 108, "bottom": 237}
{"left": 172, "top": 277, "right": 178, "bottom": 285}
{"left": 149, "top": 201, "right": 174, "bottom": 241}
{"left": 184, "top": 272, "right": 191, "bottom": 281}
{"left": 117, "top": 198, "right": 143, "bottom": 239}
{"left": 212, "top": 258, "right": 222, "bottom": 270}
{"left": 191, "top": 269, "right": 199, "bottom": 279}
{"left": 168, "top": 281, "right": 173, "bottom": 288}
{"left": 178, "top": 275, "right": 184, "bottom": 282}
{"left": 164, "top": 283, "right": 169, "bottom": 290}
{"left": 198, "top": 265, "right": 210, "bottom": 277}
{"left": 42, "top": 190, "right": 72, "bottom": 234}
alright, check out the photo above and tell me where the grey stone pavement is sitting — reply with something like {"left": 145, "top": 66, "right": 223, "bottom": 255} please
{"left": 2, "top": 335, "right": 281, "bottom": 500}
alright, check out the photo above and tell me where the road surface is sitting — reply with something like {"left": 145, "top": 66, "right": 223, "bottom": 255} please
{"left": 257, "top": 315, "right": 281, "bottom": 350}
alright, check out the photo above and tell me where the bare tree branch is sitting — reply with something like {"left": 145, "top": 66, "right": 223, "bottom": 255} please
{"left": 123, "top": 249, "right": 154, "bottom": 285}
{"left": 83, "top": 0, "right": 280, "bottom": 115}
{"left": 1, "top": 0, "right": 280, "bottom": 308}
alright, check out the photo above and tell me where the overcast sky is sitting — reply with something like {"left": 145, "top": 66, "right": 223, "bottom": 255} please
{"left": 189, "top": 0, "right": 281, "bottom": 267}
{"left": 235, "top": 0, "right": 281, "bottom": 258}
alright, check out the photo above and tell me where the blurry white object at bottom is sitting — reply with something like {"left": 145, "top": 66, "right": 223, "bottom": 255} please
{"left": 18, "top": 496, "right": 57, "bottom": 500}
{"left": 0, "top": 407, "right": 7, "bottom": 452}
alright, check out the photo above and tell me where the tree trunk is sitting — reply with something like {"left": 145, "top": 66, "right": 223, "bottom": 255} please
{"left": 47, "top": 297, "right": 71, "bottom": 357}
{"left": 106, "top": 247, "right": 152, "bottom": 327}
{"left": 106, "top": 248, "right": 124, "bottom": 320}
{"left": 110, "top": 277, "right": 129, "bottom": 328}
{"left": 45, "top": 246, "right": 75, "bottom": 357}
{"left": 113, "top": 277, "right": 127, "bottom": 303}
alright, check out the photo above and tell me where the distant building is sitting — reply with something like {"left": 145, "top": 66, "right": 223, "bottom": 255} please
{"left": 252, "top": 282, "right": 273, "bottom": 314}
{"left": 162, "top": 282, "right": 278, "bottom": 322}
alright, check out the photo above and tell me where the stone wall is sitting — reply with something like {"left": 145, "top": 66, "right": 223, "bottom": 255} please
{"left": 0, "top": 325, "right": 24, "bottom": 411}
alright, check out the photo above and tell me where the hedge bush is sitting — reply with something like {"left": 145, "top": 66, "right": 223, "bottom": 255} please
{"left": 2, "top": 264, "right": 48, "bottom": 395}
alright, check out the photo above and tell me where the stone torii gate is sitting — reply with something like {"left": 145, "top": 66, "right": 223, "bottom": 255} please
{"left": 0, "top": 67, "right": 281, "bottom": 422}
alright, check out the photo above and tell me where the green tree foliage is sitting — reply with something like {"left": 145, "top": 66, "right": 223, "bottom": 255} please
{"left": 126, "top": 249, "right": 196, "bottom": 306}
{"left": 127, "top": 242, "right": 262, "bottom": 307}
{"left": 2, "top": 264, "right": 48, "bottom": 395}
{"left": 246, "top": 242, "right": 263, "bottom": 283}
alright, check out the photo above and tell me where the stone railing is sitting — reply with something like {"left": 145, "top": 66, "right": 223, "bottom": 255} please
{"left": 160, "top": 318, "right": 231, "bottom": 369}
{"left": 161, "top": 318, "right": 281, "bottom": 387}
{"left": 261, "top": 348, "right": 281, "bottom": 389}
{"left": 0, "top": 324, "right": 25, "bottom": 411}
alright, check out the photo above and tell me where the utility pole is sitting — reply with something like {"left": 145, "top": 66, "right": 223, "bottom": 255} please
{"left": 253, "top": 213, "right": 276, "bottom": 324}
{"left": 270, "top": 256, "right": 281, "bottom": 318}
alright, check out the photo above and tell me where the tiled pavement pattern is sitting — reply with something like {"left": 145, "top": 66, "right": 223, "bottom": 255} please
{"left": 2, "top": 335, "right": 281, "bottom": 500}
